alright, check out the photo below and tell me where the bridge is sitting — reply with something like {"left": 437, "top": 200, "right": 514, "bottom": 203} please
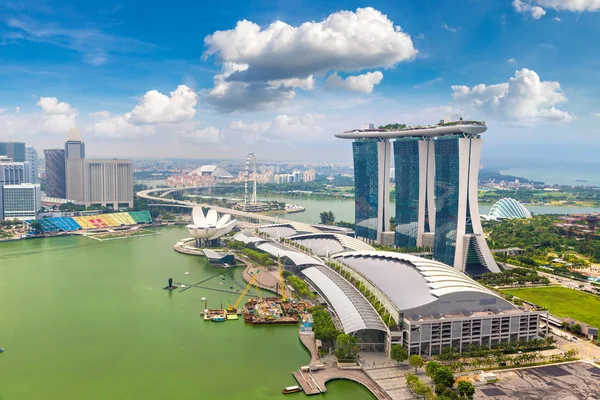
{"left": 137, "top": 187, "right": 315, "bottom": 228}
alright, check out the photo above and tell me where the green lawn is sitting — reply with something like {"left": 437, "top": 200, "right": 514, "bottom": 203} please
{"left": 502, "top": 286, "right": 600, "bottom": 328}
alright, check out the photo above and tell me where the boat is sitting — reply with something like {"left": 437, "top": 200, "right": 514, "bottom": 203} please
{"left": 282, "top": 386, "right": 301, "bottom": 394}
{"left": 211, "top": 316, "right": 226, "bottom": 322}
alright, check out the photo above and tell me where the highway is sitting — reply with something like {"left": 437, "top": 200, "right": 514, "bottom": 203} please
{"left": 136, "top": 187, "right": 320, "bottom": 230}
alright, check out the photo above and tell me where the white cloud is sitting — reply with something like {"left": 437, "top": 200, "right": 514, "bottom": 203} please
{"left": 131, "top": 85, "right": 197, "bottom": 124}
{"left": 593, "top": 113, "right": 600, "bottom": 117}
{"left": 441, "top": 23, "right": 458, "bottom": 32}
{"left": 36, "top": 97, "right": 77, "bottom": 115}
{"left": 92, "top": 113, "right": 155, "bottom": 138}
{"left": 451, "top": 68, "right": 572, "bottom": 124}
{"left": 203, "top": 7, "right": 416, "bottom": 112}
{"left": 227, "top": 114, "right": 325, "bottom": 141}
{"left": 180, "top": 126, "right": 222, "bottom": 144}
{"left": 0, "top": 108, "right": 4, "bottom": 113}
{"left": 1, "top": 97, "right": 77, "bottom": 140}
{"left": 90, "top": 110, "right": 110, "bottom": 119}
{"left": 229, "top": 120, "right": 272, "bottom": 133}
{"left": 33, "top": 96, "right": 78, "bottom": 133}
{"left": 513, "top": 0, "right": 599, "bottom": 19}
{"left": 534, "top": 0, "right": 600, "bottom": 12}
{"left": 507, "top": 58, "right": 516, "bottom": 64}
{"left": 513, "top": 0, "right": 547, "bottom": 19}
{"left": 326, "top": 71, "right": 383, "bottom": 93}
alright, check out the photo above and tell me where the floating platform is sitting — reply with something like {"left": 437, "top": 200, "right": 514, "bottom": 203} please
{"left": 202, "top": 309, "right": 227, "bottom": 322}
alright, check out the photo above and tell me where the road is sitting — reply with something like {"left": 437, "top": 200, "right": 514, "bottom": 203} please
{"left": 137, "top": 187, "right": 320, "bottom": 231}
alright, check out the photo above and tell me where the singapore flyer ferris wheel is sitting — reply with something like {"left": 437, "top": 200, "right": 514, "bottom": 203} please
{"left": 243, "top": 153, "right": 257, "bottom": 207}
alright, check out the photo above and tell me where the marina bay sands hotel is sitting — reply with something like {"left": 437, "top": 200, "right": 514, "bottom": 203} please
{"left": 335, "top": 120, "right": 500, "bottom": 276}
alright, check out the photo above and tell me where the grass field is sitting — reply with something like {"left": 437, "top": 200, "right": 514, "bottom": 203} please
{"left": 502, "top": 286, "right": 600, "bottom": 328}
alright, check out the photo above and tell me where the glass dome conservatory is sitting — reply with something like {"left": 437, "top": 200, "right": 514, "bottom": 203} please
{"left": 487, "top": 198, "right": 532, "bottom": 220}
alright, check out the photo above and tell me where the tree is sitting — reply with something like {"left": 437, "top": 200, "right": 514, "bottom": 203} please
{"left": 409, "top": 354, "right": 425, "bottom": 373}
{"left": 319, "top": 210, "right": 335, "bottom": 225}
{"left": 457, "top": 381, "right": 475, "bottom": 399}
{"left": 433, "top": 366, "right": 455, "bottom": 388}
{"left": 425, "top": 361, "right": 441, "bottom": 378}
{"left": 572, "top": 324, "right": 582, "bottom": 335}
{"left": 29, "top": 220, "right": 42, "bottom": 233}
{"left": 335, "top": 334, "right": 359, "bottom": 360}
{"left": 390, "top": 344, "right": 408, "bottom": 366}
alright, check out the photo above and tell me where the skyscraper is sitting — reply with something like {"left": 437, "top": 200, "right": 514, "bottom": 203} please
{"left": 352, "top": 140, "right": 390, "bottom": 242}
{"left": 0, "top": 142, "right": 26, "bottom": 162}
{"left": 83, "top": 159, "right": 134, "bottom": 208}
{"left": 65, "top": 128, "right": 85, "bottom": 202}
{"left": 26, "top": 146, "right": 38, "bottom": 183}
{"left": 61, "top": 128, "right": 133, "bottom": 208}
{"left": 44, "top": 149, "right": 66, "bottom": 198}
{"left": 336, "top": 120, "right": 500, "bottom": 275}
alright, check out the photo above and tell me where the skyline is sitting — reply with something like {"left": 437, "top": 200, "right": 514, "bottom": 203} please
{"left": 1, "top": 1, "right": 600, "bottom": 165}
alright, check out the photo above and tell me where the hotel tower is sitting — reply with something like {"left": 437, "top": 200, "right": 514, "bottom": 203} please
{"left": 336, "top": 120, "right": 500, "bottom": 275}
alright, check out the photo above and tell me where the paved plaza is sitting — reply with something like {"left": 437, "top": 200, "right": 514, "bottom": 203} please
{"left": 474, "top": 362, "right": 600, "bottom": 400}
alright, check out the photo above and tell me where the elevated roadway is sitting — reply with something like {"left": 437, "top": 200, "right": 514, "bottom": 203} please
{"left": 137, "top": 187, "right": 314, "bottom": 228}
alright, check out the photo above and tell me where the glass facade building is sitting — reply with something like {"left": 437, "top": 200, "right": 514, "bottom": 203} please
{"left": 433, "top": 137, "right": 460, "bottom": 266}
{"left": 0, "top": 142, "right": 26, "bottom": 162}
{"left": 44, "top": 149, "right": 66, "bottom": 198}
{"left": 393, "top": 139, "right": 420, "bottom": 247}
{"left": 353, "top": 140, "right": 380, "bottom": 241}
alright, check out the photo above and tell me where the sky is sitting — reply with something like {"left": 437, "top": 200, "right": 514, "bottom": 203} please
{"left": 1, "top": 0, "right": 599, "bottom": 167}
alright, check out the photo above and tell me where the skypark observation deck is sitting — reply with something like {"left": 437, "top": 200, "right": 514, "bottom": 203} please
{"left": 334, "top": 121, "right": 487, "bottom": 140}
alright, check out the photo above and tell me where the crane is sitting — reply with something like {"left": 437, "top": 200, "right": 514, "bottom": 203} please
{"left": 227, "top": 272, "right": 258, "bottom": 313}
{"left": 278, "top": 257, "right": 287, "bottom": 300}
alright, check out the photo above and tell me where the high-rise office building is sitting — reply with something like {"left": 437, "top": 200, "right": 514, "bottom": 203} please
{"left": 62, "top": 128, "right": 133, "bottom": 208}
{"left": 1, "top": 183, "right": 41, "bottom": 220}
{"left": 26, "top": 146, "right": 38, "bottom": 183}
{"left": 336, "top": 120, "right": 500, "bottom": 275}
{"left": 0, "top": 161, "right": 31, "bottom": 185}
{"left": 65, "top": 128, "right": 86, "bottom": 202}
{"left": 0, "top": 142, "right": 26, "bottom": 162}
{"left": 83, "top": 159, "right": 134, "bottom": 208}
{"left": 43, "top": 149, "right": 67, "bottom": 198}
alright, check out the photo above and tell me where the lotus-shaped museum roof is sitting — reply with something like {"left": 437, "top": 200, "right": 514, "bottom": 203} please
{"left": 187, "top": 206, "right": 236, "bottom": 240}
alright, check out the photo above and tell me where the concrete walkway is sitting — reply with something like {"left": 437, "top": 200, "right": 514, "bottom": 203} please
{"left": 292, "top": 332, "right": 393, "bottom": 399}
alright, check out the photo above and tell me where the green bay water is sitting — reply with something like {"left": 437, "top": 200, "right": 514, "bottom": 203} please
{"left": 260, "top": 196, "right": 600, "bottom": 225}
{"left": 0, "top": 226, "right": 374, "bottom": 400}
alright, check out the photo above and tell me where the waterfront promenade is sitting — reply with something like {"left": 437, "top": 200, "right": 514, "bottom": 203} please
{"left": 292, "top": 332, "right": 393, "bottom": 399}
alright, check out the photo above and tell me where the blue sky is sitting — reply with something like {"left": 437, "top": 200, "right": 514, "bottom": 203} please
{"left": 1, "top": 0, "right": 599, "bottom": 167}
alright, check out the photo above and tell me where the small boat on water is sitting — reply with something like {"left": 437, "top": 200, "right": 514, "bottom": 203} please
{"left": 282, "top": 386, "right": 301, "bottom": 394}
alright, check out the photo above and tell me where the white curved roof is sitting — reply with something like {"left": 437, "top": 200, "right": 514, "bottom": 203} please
{"left": 302, "top": 265, "right": 387, "bottom": 334}
{"left": 188, "top": 206, "right": 236, "bottom": 240}
{"left": 189, "top": 165, "right": 234, "bottom": 178}
{"left": 288, "top": 233, "right": 375, "bottom": 255}
{"left": 488, "top": 198, "right": 532, "bottom": 219}
{"left": 332, "top": 251, "right": 510, "bottom": 313}
{"left": 255, "top": 242, "right": 324, "bottom": 266}
{"left": 233, "top": 231, "right": 267, "bottom": 245}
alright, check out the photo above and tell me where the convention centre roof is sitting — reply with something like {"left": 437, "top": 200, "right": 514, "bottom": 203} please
{"left": 332, "top": 251, "right": 510, "bottom": 314}
{"left": 302, "top": 265, "right": 387, "bottom": 334}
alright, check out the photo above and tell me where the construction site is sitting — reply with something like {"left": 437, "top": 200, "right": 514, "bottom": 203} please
{"left": 200, "top": 258, "right": 313, "bottom": 325}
